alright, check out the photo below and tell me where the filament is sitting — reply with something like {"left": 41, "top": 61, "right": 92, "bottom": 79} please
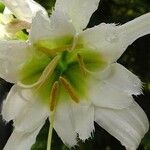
{"left": 47, "top": 81, "right": 59, "bottom": 150}
{"left": 59, "top": 76, "right": 79, "bottom": 103}
{"left": 77, "top": 53, "right": 93, "bottom": 75}
{"left": 18, "top": 55, "right": 60, "bottom": 89}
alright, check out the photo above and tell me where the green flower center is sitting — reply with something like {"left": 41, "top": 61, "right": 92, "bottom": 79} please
{"left": 19, "top": 35, "right": 107, "bottom": 106}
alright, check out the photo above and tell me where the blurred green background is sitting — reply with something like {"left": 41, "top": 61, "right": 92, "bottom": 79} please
{"left": 0, "top": 0, "right": 150, "bottom": 150}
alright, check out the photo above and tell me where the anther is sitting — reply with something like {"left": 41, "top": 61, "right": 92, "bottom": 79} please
{"left": 49, "top": 81, "right": 59, "bottom": 111}
{"left": 6, "top": 19, "right": 31, "bottom": 33}
{"left": 36, "top": 55, "right": 60, "bottom": 89}
{"left": 59, "top": 76, "right": 79, "bottom": 103}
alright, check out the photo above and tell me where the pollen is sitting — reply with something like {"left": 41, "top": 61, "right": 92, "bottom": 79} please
{"left": 36, "top": 55, "right": 60, "bottom": 89}
{"left": 59, "top": 76, "right": 79, "bottom": 103}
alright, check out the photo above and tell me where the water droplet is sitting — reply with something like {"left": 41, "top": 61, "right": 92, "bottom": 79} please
{"left": 133, "top": 81, "right": 140, "bottom": 87}
{"left": 106, "top": 33, "right": 118, "bottom": 43}
{"left": 68, "top": 19, "right": 73, "bottom": 23}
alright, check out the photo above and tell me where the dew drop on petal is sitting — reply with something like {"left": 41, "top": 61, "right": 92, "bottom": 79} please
{"left": 68, "top": 19, "right": 73, "bottom": 23}
{"left": 105, "top": 32, "right": 118, "bottom": 43}
{"left": 133, "top": 81, "right": 141, "bottom": 87}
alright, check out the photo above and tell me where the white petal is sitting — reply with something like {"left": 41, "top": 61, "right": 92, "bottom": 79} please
{"left": 14, "top": 102, "right": 48, "bottom": 133}
{"left": 0, "top": 24, "right": 8, "bottom": 39}
{"left": 89, "top": 63, "right": 142, "bottom": 109}
{"left": 2, "top": 85, "right": 28, "bottom": 122}
{"left": 95, "top": 102, "right": 149, "bottom": 149}
{"left": 71, "top": 101, "right": 95, "bottom": 141}
{"left": 14, "top": 98, "right": 49, "bottom": 132}
{"left": 2, "top": 85, "right": 49, "bottom": 132}
{"left": 89, "top": 80, "right": 134, "bottom": 109}
{"left": 30, "top": 11, "right": 75, "bottom": 43}
{"left": 4, "top": 124, "right": 43, "bottom": 150}
{"left": 118, "top": 12, "right": 150, "bottom": 48}
{"left": 54, "top": 101, "right": 77, "bottom": 147}
{"left": 55, "top": 0, "right": 100, "bottom": 32}
{"left": 79, "top": 23, "right": 126, "bottom": 62}
{"left": 3, "top": 7, "right": 12, "bottom": 15}
{"left": 27, "top": 0, "right": 47, "bottom": 18}
{"left": 0, "top": 40, "right": 28, "bottom": 83}
{"left": 1, "top": 0, "right": 47, "bottom": 22}
{"left": 99, "top": 63, "right": 142, "bottom": 95}
{"left": 80, "top": 13, "right": 150, "bottom": 62}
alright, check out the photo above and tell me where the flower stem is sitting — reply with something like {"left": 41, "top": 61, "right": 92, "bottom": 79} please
{"left": 47, "top": 112, "right": 55, "bottom": 150}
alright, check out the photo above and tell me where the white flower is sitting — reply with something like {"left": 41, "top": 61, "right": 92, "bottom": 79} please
{"left": 1, "top": 0, "right": 150, "bottom": 150}
{"left": 0, "top": 0, "right": 46, "bottom": 40}
{"left": 0, "top": 13, "right": 29, "bottom": 40}
{"left": 0, "top": 0, "right": 47, "bottom": 22}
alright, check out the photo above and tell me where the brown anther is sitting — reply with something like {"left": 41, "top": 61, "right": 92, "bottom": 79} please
{"left": 77, "top": 53, "right": 87, "bottom": 76}
{"left": 59, "top": 77, "right": 79, "bottom": 103}
{"left": 36, "top": 55, "right": 61, "bottom": 89}
{"left": 6, "top": 19, "right": 31, "bottom": 33}
{"left": 49, "top": 81, "right": 59, "bottom": 111}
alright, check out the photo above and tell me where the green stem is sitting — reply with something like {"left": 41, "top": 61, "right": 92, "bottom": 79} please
{"left": 47, "top": 111, "right": 55, "bottom": 150}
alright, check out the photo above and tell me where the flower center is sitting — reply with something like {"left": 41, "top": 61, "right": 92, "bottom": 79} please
{"left": 18, "top": 35, "right": 107, "bottom": 105}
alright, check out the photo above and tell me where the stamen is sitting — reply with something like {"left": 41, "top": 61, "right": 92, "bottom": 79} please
{"left": 71, "top": 35, "right": 78, "bottom": 51}
{"left": 37, "top": 44, "right": 72, "bottom": 57}
{"left": 77, "top": 53, "right": 87, "bottom": 75}
{"left": 47, "top": 81, "right": 59, "bottom": 150}
{"left": 59, "top": 76, "right": 79, "bottom": 103}
{"left": 49, "top": 81, "right": 59, "bottom": 111}
{"left": 18, "top": 55, "right": 60, "bottom": 89}
{"left": 70, "top": 35, "right": 83, "bottom": 52}
{"left": 47, "top": 117, "right": 54, "bottom": 150}
{"left": 6, "top": 19, "right": 31, "bottom": 33}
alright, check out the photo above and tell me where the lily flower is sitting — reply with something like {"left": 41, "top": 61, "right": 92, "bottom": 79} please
{"left": 0, "top": 0, "right": 47, "bottom": 22}
{"left": 0, "top": 12, "right": 30, "bottom": 40}
{"left": 0, "top": 0, "right": 47, "bottom": 40}
{"left": 1, "top": 0, "right": 149, "bottom": 150}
